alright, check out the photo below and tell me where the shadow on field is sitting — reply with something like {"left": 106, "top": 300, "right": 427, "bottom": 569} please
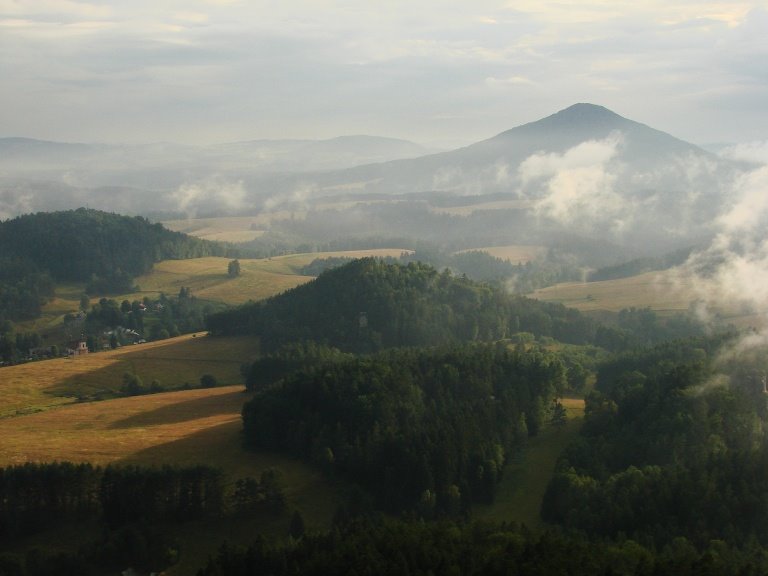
{"left": 118, "top": 420, "right": 245, "bottom": 468}
{"left": 45, "top": 336, "right": 256, "bottom": 400}
{"left": 109, "top": 389, "right": 252, "bottom": 429}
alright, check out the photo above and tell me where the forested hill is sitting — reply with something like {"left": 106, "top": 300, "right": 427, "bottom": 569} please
{"left": 0, "top": 209, "right": 234, "bottom": 299}
{"left": 0, "top": 209, "right": 235, "bottom": 321}
{"left": 205, "top": 257, "right": 596, "bottom": 351}
{"left": 0, "top": 208, "right": 233, "bottom": 281}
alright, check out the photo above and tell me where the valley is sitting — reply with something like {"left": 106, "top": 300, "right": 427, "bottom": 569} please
{"left": 1, "top": 102, "right": 766, "bottom": 575}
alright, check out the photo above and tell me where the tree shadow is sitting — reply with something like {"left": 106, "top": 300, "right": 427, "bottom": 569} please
{"left": 45, "top": 337, "right": 253, "bottom": 400}
{"left": 108, "top": 388, "right": 251, "bottom": 429}
{"left": 117, "top": 420, "right": 245, "bottom": 467}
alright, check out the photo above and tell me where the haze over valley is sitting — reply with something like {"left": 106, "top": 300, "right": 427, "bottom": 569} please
{"left": 2, "top": 2, "right": 768, "bottom": 575}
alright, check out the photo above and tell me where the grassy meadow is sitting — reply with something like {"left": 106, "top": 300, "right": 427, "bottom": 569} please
{"left": 475, "top": 397, "right": 585, "bottom": 528}
{"left": 0, "top": 383, "right": 345, "bottom": 574}
{"left": 25, "top": 249, "right": 414, "bottom": 330}
{"left": 0, "top": 332, "right": 346, "bottom": 556}
{"left": 133, "top": 249, "right": 410, "bottom": 304}
{"left": 0, "top": 384, "right": 342, "bottom": 526}
{"left": 0, "top": 333, "right": 259, "bottom": 417}
{"left": 532, "top": 270, "right": 694, "bottom": 314}
{"left": 533, "top": 267, "right": 768, "bottom": 327}
{"left": 162, "top": 214, "right": 295, "bottom": 242}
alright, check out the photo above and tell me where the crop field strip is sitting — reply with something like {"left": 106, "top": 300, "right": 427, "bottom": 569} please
{"left": 0, "top": 333, "right": 260, "bottom": 417}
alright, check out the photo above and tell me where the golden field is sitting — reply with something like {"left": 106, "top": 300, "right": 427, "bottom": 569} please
{"left": 0, "top": 333, "right": 259, "bottom": 417}
{"left": 532, "top": 270, "right": 694, "bottom": 314}
{"left": 0, "top": 334, "right": 344, "bottom": 533}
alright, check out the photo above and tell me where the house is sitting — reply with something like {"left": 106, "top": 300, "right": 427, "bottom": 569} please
{"left": 67, "top": 340, "right": 89, "bottom": 356}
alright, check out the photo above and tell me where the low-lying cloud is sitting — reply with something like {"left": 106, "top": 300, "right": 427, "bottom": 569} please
{"left": 171, "top": 176, "right": 247, "bottom": 218}
{"left": 675, "top": 141, "right": 768, "bottom": 328}
{"left": 518, "top": 133, "right": 632, "bottom": 235}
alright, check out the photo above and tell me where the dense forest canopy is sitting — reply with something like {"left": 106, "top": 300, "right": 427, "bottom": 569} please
{"left": 542, "top": 333, "right": 768, "bottom": 548}
{"left": 197, "top": 516, "right": 768, "bottom": 576}
{"left": 206, "top": 258, "right": 599, "bottom": 351}
{"left": 243, "top": 344, "right": 565, "bottom": 513}
{"left": 206, "top": 258, "right": 704, "bottom": 354}
{"left": 0, "top": 208, "right": 234, "bottom": 301}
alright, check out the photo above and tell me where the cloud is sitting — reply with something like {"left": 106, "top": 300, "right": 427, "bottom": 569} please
{"left": 518, "top": 134, "right": 634, "bottom": 235}
{"left": 673, "top": 143, "right": 768, "bottom": 324}
{"left": 718, "top": 140, "right": 768, "bottom": 165}
{"left": 171, "top": 176, "right": 247, "bottom": 218}
{"left": 262, "top": 183, "right": 314, "bottom": 212}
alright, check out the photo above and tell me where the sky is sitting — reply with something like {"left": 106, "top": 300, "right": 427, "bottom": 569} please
{"left": 1, "top": 0, "right": 767, "bottom": 148}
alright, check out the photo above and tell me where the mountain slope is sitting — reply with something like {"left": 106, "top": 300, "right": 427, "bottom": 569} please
{"left": 303, "top": 103, "right": 727, "bottom": 196}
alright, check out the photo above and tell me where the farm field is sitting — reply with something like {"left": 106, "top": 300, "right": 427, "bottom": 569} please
{"left": 456, "top": 244, "right": 546, "bottom": 264}
{"left": 0, "top": 332, "right": 259, "bottom": 417}
{"left": 429, "top": 198, "right": 533, "bottom": 216}
{"left": 162, "top": 204, "right": 393, "bottom": 243}
{"left": 22, "top": 248, "right": 414, "bottom": 335}
{"left": 162, "top": 214, "right": 296, "bottom": 242}
{"left": 0, "top": 384, "right": 346, "bottom": 573}
{"left": 133, "top": 249, "right": 411, "bottom": 304}
{"left": 533, "top": 268, "right": 767, "bottom": 327}
{"left": 533, "top": 269, "right": 695, "bottom": 314}
{"left": 0, "top": 384, "right": 340, "bottom": 522}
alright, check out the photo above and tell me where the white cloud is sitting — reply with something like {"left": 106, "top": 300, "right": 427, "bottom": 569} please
{"left": 518, "top": 134, "right": 632, "bottom": 234}
{"left": 718, "top": 140, "right": 768, "bottom": 165}
{"left": 171, "top": 176, "right": 247, "bottom": 218}
{"left": 676, "top": 145, "right": 768, "bottom": 320}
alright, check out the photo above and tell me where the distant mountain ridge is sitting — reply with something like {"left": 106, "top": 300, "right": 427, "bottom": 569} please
{"left": 0, "top": 134, "right": 434, "bottom": 174}
{"left": 312, "top": 103, "right": 721, "bottom": 195}
{"left": 0, "top": 104, "right": 742, "bottom": 257}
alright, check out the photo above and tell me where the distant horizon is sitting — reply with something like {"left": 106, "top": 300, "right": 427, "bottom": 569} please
{"left": 0, "top": 103, "right": 748, "bottom": 150}
{"left": 1, "top": 2, "right": 766, "bottom": 149}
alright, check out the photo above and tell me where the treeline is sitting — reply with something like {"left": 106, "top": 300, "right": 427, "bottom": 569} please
{"left": 542, "top": 333, "right": 768, "bottom": 548}
{"left": 0, "top": 462, "right": 224, "bottom": 538}
{"left": 588, "top": 246, "right": 694, "bottom": 281}
{"left": 0, "top": 463, "right": 287, "bottom": 575}
{"left": 244, "top": 341, "right": 353, "bottom": 392}
{"left": 243, "top": 344, "right": 565, "bottom": 513}
{"left": 298, "top": 245, "right": 583, "bottom": 290}
{"left": 206, "top": 258, "right": 597, "bottom": 352}
{"left": 198, "top": 516, "right": 768, "bottom": 576}
{"left": 0, "top": 258, "right": 54, "bottom": 322}
{"left": 83, "top": 288, "right": 223, "bottom": 344}
{"left": 0, "top": 327, "right": 43, "bottom": 364}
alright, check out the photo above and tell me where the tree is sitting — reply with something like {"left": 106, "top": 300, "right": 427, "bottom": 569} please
{"left": 121, "top": 373, "right": 145, "bottom": 396}
{"left": 200, "top": 374, "right": 218, "bottom": 388}
{"left": 551, "top": 401, "right": 568, "bottom": 428}
{"left": 289, "top": 510, "right": 305, "bottom": 539}
{"left": 228, "top": 259, "right": 241, "bottom": 278}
